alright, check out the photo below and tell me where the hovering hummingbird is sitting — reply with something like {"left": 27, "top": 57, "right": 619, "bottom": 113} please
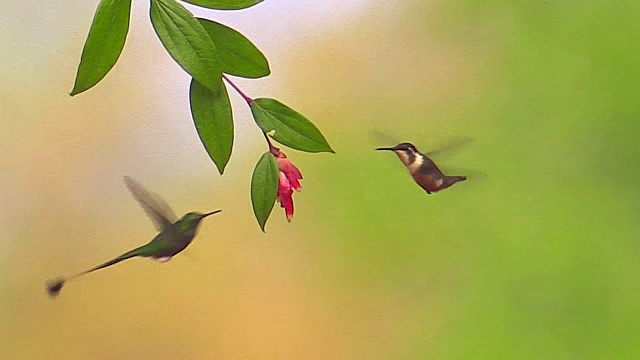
{"left": 46, "top": 176, "right": 221, "bottom": 298}
{"left": 376, "top": 143, "right": 467, "bottom": 194}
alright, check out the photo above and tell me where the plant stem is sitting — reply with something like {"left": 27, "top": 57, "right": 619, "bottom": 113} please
{"left": 222, "top": 75, "right": 275, "bottom": 151}
{"left": 263, "top": 132, "right": 279, "bottom": 153}
{"left": 222, "top": 74, "right": 253, "bottom": 104}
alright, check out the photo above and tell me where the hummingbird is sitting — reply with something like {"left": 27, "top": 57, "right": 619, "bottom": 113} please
{"left": 46, "top": 176, "right": 221, "bottom": 298}
{"left": 376, "top": 143, "right": 467, "bottom": 194}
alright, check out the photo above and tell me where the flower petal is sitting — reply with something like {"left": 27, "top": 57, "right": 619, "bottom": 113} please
{"left": 276, "top": 172, "right": 294, "bottom": 221}
{"left": 282, "top": 195, "right": 294, "bottom": 221}
{"left": 287, "top": 175, "right": 302, "bottom": 192}
{"left": 276, "top": 156, "right": 303, "bottom": 191}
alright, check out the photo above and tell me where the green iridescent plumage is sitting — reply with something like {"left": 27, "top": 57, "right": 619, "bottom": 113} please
{"left": 46, "top": 177, "right": 220, "bottom": 298}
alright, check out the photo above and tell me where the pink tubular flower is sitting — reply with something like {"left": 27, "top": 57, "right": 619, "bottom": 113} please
{"left": 277, "top": 172, "right": 295, "bottom": 221}
{"left": 272, "top": 149, "right": 303, "bottom": 222}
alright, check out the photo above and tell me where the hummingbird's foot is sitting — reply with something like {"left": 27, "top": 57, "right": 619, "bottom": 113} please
{"left": 155, "top": 256, "right": 172, "bottom": 263}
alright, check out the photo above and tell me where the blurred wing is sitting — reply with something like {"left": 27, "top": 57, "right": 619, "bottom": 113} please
{"left": 124, "top": 176, "right": 178, "bottom": 231}
{"left": 368, "top": 130, "right": 401, "bottom": 147}
{"left": 424, "top": 136, "right": 474, "bottom": 158}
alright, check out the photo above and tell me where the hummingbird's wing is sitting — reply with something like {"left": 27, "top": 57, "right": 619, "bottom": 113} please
{"left": 423, "top": 136, "right": 474, "bottom": 158}
{"left": 124, "top": 176, "right": 178, "bottom": 232}
{"left": 369, "top": 130, "right": 401, "bottom": 146}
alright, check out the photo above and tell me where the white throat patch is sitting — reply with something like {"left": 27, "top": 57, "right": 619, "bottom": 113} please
{"left": 407, "top": 153, "right": 424, "bottom": 173}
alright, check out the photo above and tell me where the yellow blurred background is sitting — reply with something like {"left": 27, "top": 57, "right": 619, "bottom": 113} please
{"left": 2, "top": 1, "right": 640, "bottom": 359}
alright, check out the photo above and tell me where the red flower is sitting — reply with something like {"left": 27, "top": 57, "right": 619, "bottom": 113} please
{"left": 277, "top": 172, "right": 295, "bottom": 221}
{"left": 272, "top": 149, "right": 303, "bottom": 222}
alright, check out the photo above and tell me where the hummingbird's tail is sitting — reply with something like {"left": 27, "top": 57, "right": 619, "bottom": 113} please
{"left": 46, "top": 277, "right": 65, "bottom": 297}
{"left": 46, "top": 246, "right": 146, "bottom": 298}
{"left": 441, "top": 175, "right": 467, "bottom": 190}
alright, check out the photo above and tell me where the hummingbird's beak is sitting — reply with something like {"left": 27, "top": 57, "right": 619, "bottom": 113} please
{"left": 202, "top": 210, "right": 222, "bottom": 218}
{"left": 376, "top": 147, "right": 395, "bottom": 151}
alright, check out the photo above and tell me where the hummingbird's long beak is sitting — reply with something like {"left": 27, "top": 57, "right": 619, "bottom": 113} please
{"left": 376, "top": 147, "right": 395, "bottom": 151}
{"left": 202, "top": 210, "right": 222, "bottom": 218}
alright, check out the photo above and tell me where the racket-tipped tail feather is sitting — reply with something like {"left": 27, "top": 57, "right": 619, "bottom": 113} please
{"left": 46, "top": 277, "right": 65, "bottom": 298}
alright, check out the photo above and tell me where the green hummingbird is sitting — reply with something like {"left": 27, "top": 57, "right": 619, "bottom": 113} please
{"left": 46, "top": 176, "right": 221, "bottom": 298}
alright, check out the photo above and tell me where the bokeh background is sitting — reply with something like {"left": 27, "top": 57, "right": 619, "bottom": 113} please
{"left": 2, "top": 0, "right": 640, "bottom": 358}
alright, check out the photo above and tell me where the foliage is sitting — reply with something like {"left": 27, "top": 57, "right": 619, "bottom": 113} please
{"left": 250, "top": 152, "right": 279, "bottom": 231}
{"left": 69, "top": 0, "right": 333, "bottom": 230}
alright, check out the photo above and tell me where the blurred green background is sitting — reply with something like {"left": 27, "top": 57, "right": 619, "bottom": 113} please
{"left": 2, "top": 1, "right": 639, "bottom": 359}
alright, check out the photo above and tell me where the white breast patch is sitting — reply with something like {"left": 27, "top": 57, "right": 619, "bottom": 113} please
{"left": 408, "top": 154, "right": 424, "bottom": 173}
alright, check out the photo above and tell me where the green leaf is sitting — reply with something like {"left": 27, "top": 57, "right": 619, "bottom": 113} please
{"left": 150, "top": 0, "right": 221, "bottom": 91}
{"left": 251, "top": 98, "right": 334, "bottom": 153}
{"left": 251, "top": 152, "right": 279, "bottom": 231}
{"left": 190, "top": 79, "right": 233, "bottom": 174}
{"left": 197, "top": 18, "right": 270, "bottom": 78}
{"left": 70, "top": 0, "right": 132, "bottom": 96}
{"left": 182, "top": 0, "right": 263, "bottom": 10}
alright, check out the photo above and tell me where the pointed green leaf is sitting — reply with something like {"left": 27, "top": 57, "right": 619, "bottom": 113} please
{"left": 150, "top": 0, "right": 221, "bottom": 91}
{"left": 190, "top": 78, "right": 233, "bottom": 174}
{"left": 182, "top": 0, "right": 263, "bottom": 10}
{"left": 251, "top": 152, "right": 279, "bottom": 231}
{"left": 251, "top": 98, "right": 334, "bottom": 153}
{"left": 197, "top": 19, "right": 270, "bottom": 78}
{"left": 70, "top": 0, "right": 132, "bottom": 96}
